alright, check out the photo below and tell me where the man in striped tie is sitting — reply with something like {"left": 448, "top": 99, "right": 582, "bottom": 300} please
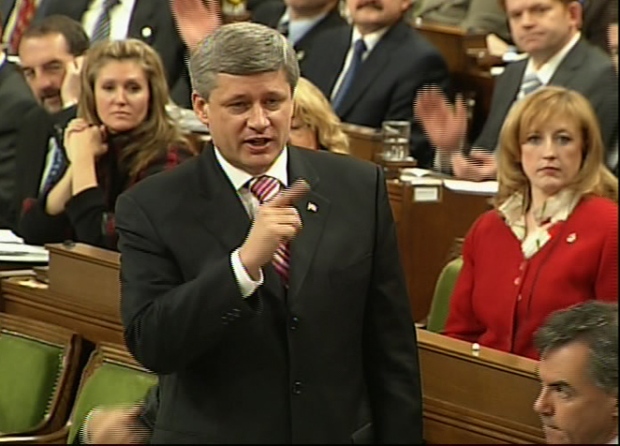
{"left": 116, "top": 21, "right": 423, "bottom": 444}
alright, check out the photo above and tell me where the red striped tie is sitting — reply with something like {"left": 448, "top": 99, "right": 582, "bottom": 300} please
{"left": 249, "top": 175, "right": 290, "bottom": 285}
{"left": 8, "top": 0, "right": 37, "bottom": 55}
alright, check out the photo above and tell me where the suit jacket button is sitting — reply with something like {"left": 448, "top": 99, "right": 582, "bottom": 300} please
{"left": 292, "top": 381, "right": 302, "bottom": 395}
{"left": 290, "top": 316, "right": 299, "bottom": 330}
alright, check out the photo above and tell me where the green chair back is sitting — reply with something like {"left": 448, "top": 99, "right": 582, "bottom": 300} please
{"left": 427, "top": 257, "right": 464, "bottom": 333}
{"left": 67, "top": 361, "right": 157, "bottom": 443}
{"left": 0, "top": 333, "right": 62, "bottom": 435}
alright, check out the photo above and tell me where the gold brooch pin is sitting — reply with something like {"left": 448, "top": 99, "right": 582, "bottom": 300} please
{"left": 566, "top": 233, "right": 577, "bottom": 243}
{"left": 307, "top": 202, "right": 318, "bottom": 213}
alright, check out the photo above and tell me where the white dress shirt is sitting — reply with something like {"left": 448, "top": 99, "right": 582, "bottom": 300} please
{"left": 518, "top": 32, "right": 581, "bottom": 100}
{"left": 213, "top": 146, "right": 289, "bottom": 298}
{"left": 277, "top": 8, "right": 327, "bottom": 46}
{"left": 82, "top": 0, "right": 137, "bottom": 41}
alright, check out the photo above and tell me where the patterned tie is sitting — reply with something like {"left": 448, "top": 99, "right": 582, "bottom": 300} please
{"left": 8, "top": 0, "right": 37, "bottom": 55}
{"left": 249, "top": 175, "right": 290, "bottom": 285}
{"left": 41, "top": 137, "right": 66, "bottom": 194}
{"left": 520, "top": 72, "right": 543, "bottom": 97}
{"left": 90, "top": 0, "right": 120, "bottom": 43}
{"left": 332, "top": 38, "right": 367, "bottom": 112}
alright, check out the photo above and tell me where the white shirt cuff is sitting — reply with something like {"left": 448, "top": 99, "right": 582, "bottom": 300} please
{"left": 231, "top": 248, "right": 263, "bottom": 298}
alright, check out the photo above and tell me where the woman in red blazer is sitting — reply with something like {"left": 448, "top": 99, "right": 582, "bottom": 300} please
{"left": 444, "top": 86, "right": 618, "bottom": 360}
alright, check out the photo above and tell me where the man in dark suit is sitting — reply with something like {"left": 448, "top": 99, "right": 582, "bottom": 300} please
{"left": 301, "top": 0, "right": 450, "bottom": 168}
{"left": 117, "top": 22, "right": 423, "bottom": 444}
{"left": 416, "top": 0, "right": 618, "bottom": 180}
{"left": 0, "top": 11, "right": 39, "bottom": 228}
{"left": 252, "top": 0, "right": 347, "bottom": 70}
{"left": 7, "top": 15, "right": 88, "bottom": 232}
{"left": 36, "top": 0, "right": 192, "bottom": 108}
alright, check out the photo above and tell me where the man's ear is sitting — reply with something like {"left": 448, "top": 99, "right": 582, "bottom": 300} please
{"left": 192, "top": 92, "right": 209, "bottom": 125}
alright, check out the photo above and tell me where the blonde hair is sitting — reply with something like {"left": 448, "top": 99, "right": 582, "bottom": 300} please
{"left": 78, "top": 39, "right": 189, "bottom": 179}
{"left": 496, "top": 86, "right": 618, "bottom": 209}
{"left": 293, "top": 77, "right": 349, "bottom": 154}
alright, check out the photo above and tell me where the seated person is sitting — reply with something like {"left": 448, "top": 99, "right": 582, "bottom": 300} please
{"left": 443, "top": 86, "right": 618, "bottom": 360}
{"left": 16, "top": 38, "right": 195, "bottom": 250}
{"left": 301, "top": 0, "right": 450, "bottom": 168}
{"left": 10, "top": 15, "right": 90, "bottom": 233}
{"left": 415, "top": 0, "right": 618, "bottom": 181}
{"left": 412, "top": 0, "right": 511, "bottom": 42}
{"left": 290, "top": 77, "right": 349, "bottom": 154}
{"left": 533, "top": 301, "right": 618, "bottom": 444}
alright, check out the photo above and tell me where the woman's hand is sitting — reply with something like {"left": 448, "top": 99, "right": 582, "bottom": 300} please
{"left": 64, "top": 119, "right": 108, "bottom": 163}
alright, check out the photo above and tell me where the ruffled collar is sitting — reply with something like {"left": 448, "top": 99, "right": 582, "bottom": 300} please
{"left": 499, "top": 190, "right": 580, "bottom": 258}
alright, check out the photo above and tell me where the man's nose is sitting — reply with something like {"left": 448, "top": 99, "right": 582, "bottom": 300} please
{"left": 247, "top": 104, "right": 269, "bottom": 131}
{"left": 533, "top": 389, "right": 552, "bottom": 415}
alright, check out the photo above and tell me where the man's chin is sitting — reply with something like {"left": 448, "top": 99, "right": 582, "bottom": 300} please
{"left": 41, "top": 97, "right": 63, "bottom": 113}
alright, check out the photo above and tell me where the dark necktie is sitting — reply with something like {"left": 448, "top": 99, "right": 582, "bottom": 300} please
{"left": 332, "top": 38, "right": 367, "bottom": 112}
{"left": 91, "top": 0, "right": 120, "bottom": 43}
{"left": 249, "top": 175, "right": 290, "bottom": 285}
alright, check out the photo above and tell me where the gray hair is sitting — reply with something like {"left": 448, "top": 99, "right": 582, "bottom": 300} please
{"left": 534, "top": 301, "right": 618, "bottom": 396}
{"left": 189, "top": 22, "right": 300, "bottom": 99}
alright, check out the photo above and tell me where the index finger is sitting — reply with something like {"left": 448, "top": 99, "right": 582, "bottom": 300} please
{"left": 267, "top": 179, "right": 310, "bottom": 208}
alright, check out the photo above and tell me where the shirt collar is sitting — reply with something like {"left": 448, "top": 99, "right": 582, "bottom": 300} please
{"left": 214, "top": 146, "right": 289, "bottom": 192}
{"left": 499, "top": 188, "right": 580, "bottom": 227}
{"left": 524, "top": 32, "right": 581, "bottom": 85}
{"left": 279, "top": 8, "right": 328, "bottom": 45}
{"left": 351, "top": 25, "right": 390, "bottom": 55}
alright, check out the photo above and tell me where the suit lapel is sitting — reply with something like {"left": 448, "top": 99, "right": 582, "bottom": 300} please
{"left": 191, "top": 146, "right": 285, "bottom": 301}
{"left": 127, "top": 0, "right": 155, "bottom": 44}
{"left": 64, "top": 0, "right": 91, "bottom": 21}
{"left": 548, "top": 39, "right": 587, "bottom": 88}
{"left": 191, "top": 147, "right": 252, "bottom": 257}
{"left": 286, "top": 147, "right": 330, "bottom": 301}
{"left": 313, "top": 27, "right": 351, "bottom": 98}
{"left": 1, "top": 0, "right": 15, "bottom": 26}
{"left": 336, "top": 21, "right": 405, "bottom": 118}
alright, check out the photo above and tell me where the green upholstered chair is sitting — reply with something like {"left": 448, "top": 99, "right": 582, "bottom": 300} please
{"left": 65, "top": 342, "right": 157, "bottom": 444}
{"left": 0, "top": 342, "right": 156, "bottom": 444}
{"left": 0, "top": 313, "right": 82, "bottom": 437}
{"left": 426, "top": 257, "right": 464, "bottom": 333}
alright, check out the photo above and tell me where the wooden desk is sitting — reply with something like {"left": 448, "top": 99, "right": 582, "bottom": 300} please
{"left": 341, "top": 123, "right": 382, "bottom": 162}
{"left": 417, "top": 329, "right": 544, "bottom": 444}
{"left": 0, "top": 243, "right": 123, "bottom": 345}
{"left": 389, "top": 180, "right": 493, "bottom": 322}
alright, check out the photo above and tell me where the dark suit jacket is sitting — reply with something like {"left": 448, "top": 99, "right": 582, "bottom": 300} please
{"left": 0, "top": 60, "right": 39, "bottom": 229}
{"left": 252, "top": 0, "right": 347, "bottom": 72}
{"left": 10, "top": 105, "right": 75, "bottom": 233}
{"left": 37, "top": 0, "right": 191, "bottom": 108}
{"left": 582, "top": 0, "right": 614, "bottom": 53}
{"left": 301, "top": 20, "right": 450, "bottom": 168}
{"left": 474, "top": 38, "right": 618, "bottom": 156}
{"left": 116, "top": 146, "right": 423, "bottom": 444}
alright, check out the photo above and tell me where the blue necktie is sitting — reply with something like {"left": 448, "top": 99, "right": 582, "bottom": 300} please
{"left": 41, "top": 138, "right": 66, "bottom": 194}
{"left": 520, "top": 72, "right": 543, "bottom": 97}
{"left": 91, "top": 0, "right": 120, "bottom": 43}
{"left": 332, "top": 39, "right": 367, "bottom": 112}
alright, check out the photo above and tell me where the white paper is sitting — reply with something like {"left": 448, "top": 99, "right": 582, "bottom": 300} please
{"left": 400, "top": 167, "right": 434, "bottom": 178}
{"left": 0, "top": 230, "right": 24, "bottom": 244}
{"left": 443, "top": 179, "right": 498, "bottom": 195}
{"left": 413, "top": 187, "right": 440, "bottom": 202}
{"left": 0, "top": 232, "right": 49, "bottom": 263}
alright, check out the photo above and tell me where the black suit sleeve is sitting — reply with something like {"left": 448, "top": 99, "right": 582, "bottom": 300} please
{"left": 363, "top": 165, "right": 424, "bottom": 443}
{"left": 116, "top": 192, "right": 258, "bottom": 374}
